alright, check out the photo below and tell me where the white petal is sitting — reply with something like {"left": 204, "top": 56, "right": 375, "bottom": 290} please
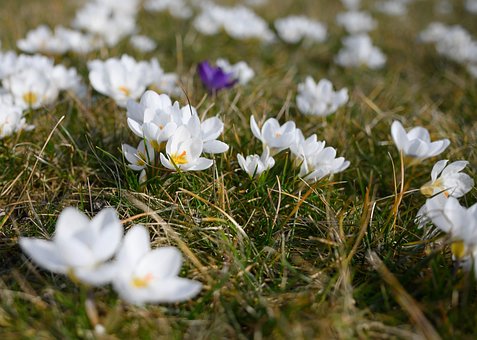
{"left": 430, "top": 160, "right": 448, "bottom": 182}
{"left": 203, "top": 140, "right": 229, "bottom": 154}
{"left": 135, "top": 247, "right": 182, "bottom": 279}
{"left": 19, "top": 238, "right": 67, "bottom": 273}
{"left": 117, "top": 225, "right": 151, "bottom": 271}
{"left": 75, "top": 262, "right": 118, "bottom": 286}
{"left": 90, "top": 208, "right": 123, "bottom": 262}
{"left": 147, "top": 277, "right": 202, "bottom": 303}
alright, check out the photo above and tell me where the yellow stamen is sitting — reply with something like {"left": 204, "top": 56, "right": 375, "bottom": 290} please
{"left": 136, "top": 151, "right": 147, "bottom": 166}
{"left": 118, "top": 86, "right": 131, "bottom": 96}
{"left": 451, "top": 241, "right": 466, "bottom": 260}
{"left": 131, "top": 273, "right": 154, "bottom": 288}
{"left": 23, "top": 91, "right": 38, "bottom": 106}
{"left": 170, "top": 150, "right": 188, "bottom": 165}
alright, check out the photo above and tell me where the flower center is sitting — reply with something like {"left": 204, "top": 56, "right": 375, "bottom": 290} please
{"left": 136, "top": 151, "right": 147, "bottom": 166}
{"left": 170, "top": 150, "right": 188, "bottom": 165}
{"left": 131, "top": 273, "right": 154, "bottom": 288}
{"left": 23, "top": 91, "right": 38, "bottom": 106}
{"left": 451, "top": 240, "right": 466, "bottom": 260}
{"left": 118, "top": 86, "right": 131, "bottom": 96}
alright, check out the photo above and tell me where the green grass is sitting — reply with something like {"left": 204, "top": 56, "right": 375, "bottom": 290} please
{"left": 1, "top": 0, "right": 477, "bottom": 338}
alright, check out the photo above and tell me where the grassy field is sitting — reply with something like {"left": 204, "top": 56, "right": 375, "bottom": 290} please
{"left": 1, "top": 0, "right": 477, "bottom": 338}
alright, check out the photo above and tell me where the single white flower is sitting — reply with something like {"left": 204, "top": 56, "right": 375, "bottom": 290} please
{"left": 19, "top": 207, "right": 123, "bottom": 286}
{"left": 250, "top": 116, "right": 297, "bottom": 154}
{"left": 420, "top": 160, "right": 474, "bottom": 198}
{"left": 216, "top": 58, "right": 255, "bottom": 85}
{"left": 88, "top": 55, "right": 151, "bottom": 107}
{"left": 335, "top": 34, "right": 386, "bottom": 69}
{"left": 434, "top": 26, "right": 477, "bottom": 65}
{"left": 160, "top": 125, "right": 214, "bottom": 171}
{"left": 375, "top": 0, "right": 408, "bottom": 16}
{"left": 130, "top": 35, "right": 157, "bottom": 53}
{"left": 425, "top": 194, "right": 477, "bottom": 258}
{"left": 3, "top": 68, "right": 59, "bottom": 109}
{"left": 122, "top": 140, "right": 155, "bottom": 171}
{"left": 187, "top": 115, "right": 229, "bottom": 154}
{"left": 144, "top": 0, "right": 193, "bottom": 19}
{"left": 0, "top": 102, "right": 34, "bottom": 139}
{"left": 465, "top": 0, "right": 477, "bottom": 13}
{"left": 418, "top": 22, "right": 449, "bottom": 43}
{"left": 296, "top": 77, "right": 348, "bottom": 117}
{"left": 17, "top": 25, "right": 69, "bottom": 55}
{"left": 274, "top": 16, "right": 327, "bottom": 44}
{"left": 299, "top": 146, "right": 350, "bottom": 183}
{"left": 391, "top": 120, "right": 450, "bottom": 160}
{"left": 237, "top": 147, "right": 275, "bottom": 178}
{"left": 336, "top": 11, "right": 377, "bottom": 34}
{"left": 112, "top": 225, "right": 202, "bottom": 305}
{"left": 51, "top": 65, "right": 85, "bottom": 97}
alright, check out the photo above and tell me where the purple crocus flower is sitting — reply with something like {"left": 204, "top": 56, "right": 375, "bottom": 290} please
{"left": 197, "top": 61, "right": 237, "bottom": 93}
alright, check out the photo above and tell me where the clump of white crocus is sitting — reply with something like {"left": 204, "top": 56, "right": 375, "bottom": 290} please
{"left": 299, "top": 146, "right": 350, "bottom": 183}
{"left": 420, "top": 160, "right": 474, "bottom": 198}
{"left": 274, "top": 16, "right": 327, "bottom": 44}
{"left": 237, "top": 147, "right": 275, "bottom": 178}
{"left": 290, "top": 130, "right": 326, "bottom": 167}
{"left": 17, "top": 25, "right": 69, "bottom": 55}
{"left": 418, "top": 22, "right": 449, "bottom": 43}
{"left": 375, "top": 0, "right": 408, "bottom": 16}
{"left": 391, "top": 120, "right": 450, "bottom": 160}
{"left": 19, "top": 207, "right": 123, "bottom": 286}
{"left": 130, "top": 35, "right": 157, "bottom": 53}
{"left": 88, "top": 55, "right": 151, "bottom": 107}
{"left": 122, "top": 140, "right": 155, "bottom": 172}
{"left": 216, "top": 58, "right": 255, "bottom": 85}
{"left": 0, "top": 102, "right": 34, "bottom": 139}
{"left": 250, "top": 116, "right": 297, "bottom": 154}
{"left": 296, "top": 77, "right": 348, "bottom": 117}
{"left": 160, "top": 125, "right": 214, "bottom": 171}
{"left": 144, "top": 0, "right": 193, "bottom": 19}
{"left": 336, "top": 11, "right": 377, "bottom": 34}
{"left": 335, "top": 34, "right": 386, "bottom": 69}
{"left": 113, "top": 225, "right": 202, "bottom": 305}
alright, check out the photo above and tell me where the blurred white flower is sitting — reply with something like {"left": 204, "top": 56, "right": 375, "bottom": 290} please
{"left": 130, "top": 35, "right": 157, "bottom": 53}
{"left": 122, "top": 140, "right": 155, "bottom": 171}
{"left": 391, "top": 120, "right": 450, "bottom": 160}
{"left": 375, "top": 0, "right": 409, "bottom": 16}
{"left": 112, "top": 225, "right": 202, "bottom": 305}
{"left": 160, "top": 125, "right": 214, "bottom": 171}
{"left": 435, "top": 26, "right": 477, "bottom": 65}
{"left": 145, "top": 58, "right": 182, "bottom": 97}
{"left": 296, "top": 77, "right": 348, "bottom": 117}
{"left": 144, "top": 0, "right": 193, "bottom": 19}
{"left": 418, "top": 22, "right": 448, "bottom": 43}
{"left": 216, "top": 58, "right": 255, "bottom": 85}
{"left": 420, "top": 160, "right": 474, "bottom": 198}
{"left": 3, "top": 68, "right": 59, "bottom": 109}
{"left": 88, "top": 55, "right": 151, "bottom": 107}
{"left": 19, "top": 207, "right": 123, "bottom": 286}
{"left": 0, "top": 102, "right": 33, "bottom": 139}
{"left": 341, "top": 0, "right": 361, "bottom": 10}
{"left": 51, "top": 65, "right": 86, "bottom": 97}
{"left": 237, "top": 147, "right": 275, "bottom": 178}
{"left": 274, "top": 16, "right": 327, "bottom": 44}
{"left": 336, "top": 11, "right": 377, "bottom": 34}
{"left": 466, "top": 0, "right": 477, "bottom": 13}
{"left": 194, "top": 4, "right": 275, "bottom": 42}
{"left": 335, "top": 34, "right": 386, "bottom": 69}
{"left": 250, "top": 116, "right": 297, "bottom": 154}
{"left": 468, "top": 64, "right": 477, "bottom": 78}
{"left": 17, "top": 25, "right": 69, "bottom": 55}
{"left": 0, "top": 51, "right": 19, "bottom": 80}
{"left": 290, "top": 130, "right": 326, "bottom": 167}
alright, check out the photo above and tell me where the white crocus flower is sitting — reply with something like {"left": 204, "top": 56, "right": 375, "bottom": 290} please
{"left": 88, "top": 55, "right": 151, "bottom": 107}
{"left": 290, "top": 130, "right": 326, "bottom": 167}
{"left": 0, "top": 102, "right": 34, "bottom": 139}
{"left": 296, "top": 77, "right": 348, "bottom": 117}
{"left": 186, "top": 115, "right": 229, "bottom": 154}
{"left": 466, "top": 0, "right": 477, "bottom": 13}
{"left": 237, "top": 147, "right": 275, "bottom": 178}
{"left": 335, "top": 34, "right": 386, "bottom": 69}
{"left": 3, "top": 68, "right": 59, "bottom": 109}
{"left": 144, "top": 0, "right": 193, "bottom": 19}
{"left": 336, "top": 11, "right": 377, "bottom": 34}
{"left": 274, "top": 16, "right": 327, "bottom": 44}
{"left": 425, "top": 194, "right": 477, "bottom": 259}
{"left": 216, "top": 58, "right": 255, "bottom": 85}
{"left": 122, "top": 140, "right": 155, "bottom": 171}
{"left": 391, "top": 121, "right": 450, "bottom": 160}
{"left": 17, "top": 25, "right": 69, "bottom": 55}
{"left": 299, "top": 146, "right": 350, "bottom": 183}
{"left": 420, "top": 160, "right": 474, "bottom": 198}
{"left": 19, "top": 207, "right": 123, "bottom": 286}
{"left": 160, "top": 126, "right": 214, "bottom": 171}
{"left": 250, "top": 116, "right": 297, "bottom": 154}
{"left": 130, "top": 35, "right": 157, "bottom": 53}
{"left": 113, "top": 225, "right": 202, "bottom": 305}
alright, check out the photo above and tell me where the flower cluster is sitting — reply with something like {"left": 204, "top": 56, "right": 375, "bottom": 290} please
{"left": 123, "top": 90, "right": 228, "bottom": 180}
{"left": 336, "top": 11, "right": 377, "bottom": 34}
{"left": 144, "top": 0, "right": 193, "bottom": 19}
{"left": 274, "top": 16, "right": 327, "bottom": 44}
{"left": 335, "top": 34, "right": 386, "bottom": 69}
{"left": 237, "top": 116, "right": 350, "bottom": 181}
{"left": 20, "top": 207, "right": 202, "bottom": 305}
{"left": 419, "top": 23, "right": 477, "bottom": 78}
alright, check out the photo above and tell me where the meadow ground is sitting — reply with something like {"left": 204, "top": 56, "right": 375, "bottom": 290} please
{"left": 0, "top": 0, "right": 477, "bottom": 338}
